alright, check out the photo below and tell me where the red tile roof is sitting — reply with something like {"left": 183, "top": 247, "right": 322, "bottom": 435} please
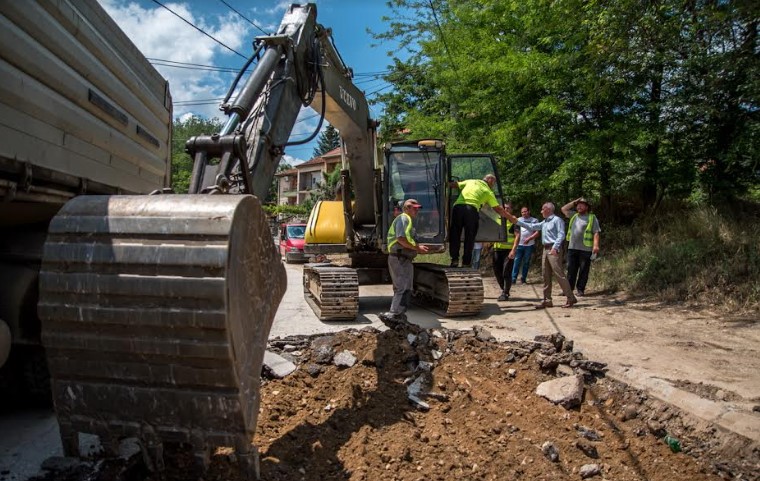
{"left": 294, "top": 147, "right": 342, "bottom": 168}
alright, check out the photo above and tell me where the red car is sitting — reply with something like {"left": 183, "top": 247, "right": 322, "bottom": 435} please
{"left": 279, "top": 223, "right": 310, "bottom": 263}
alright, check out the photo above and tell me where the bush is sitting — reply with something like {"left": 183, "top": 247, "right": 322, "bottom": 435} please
{"left": 591, "top": 203, "right": 760, "bottom": 312}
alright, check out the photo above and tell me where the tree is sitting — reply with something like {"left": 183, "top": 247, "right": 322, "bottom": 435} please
{"left": 374, "top": 0, "right": 759, "bottom": 212}
{"left": 312, "top": 124, "right": 341, "bottom": 157}
{"left": 310, "top": 168, "right": 342, "bottom": 203}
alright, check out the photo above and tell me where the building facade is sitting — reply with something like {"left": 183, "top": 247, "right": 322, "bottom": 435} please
{"left": 275, "top": 147, "right": 342, "bottom": 205}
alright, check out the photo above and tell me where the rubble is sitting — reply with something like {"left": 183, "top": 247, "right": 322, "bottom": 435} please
{"left": 27, "top": 327, "right": 759, "bottom": 481}
{"left": 262, "top": 351, "right": 297, "bottom": 379}
{"left": 536, "top": 375, "right": 585, "bottom": 408}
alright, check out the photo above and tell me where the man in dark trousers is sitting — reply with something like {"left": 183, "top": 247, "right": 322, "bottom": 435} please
{"left": 560, "top": 197, "right": 601, "bottom": 296}
{"left": 380, "top": 199, "right": 430, "bottom": 325}
{"left": 448, "top": 174, "right": 509, "bottom": 268}
{"left": 492, "top": 203, "right": 520, "bottom": 301}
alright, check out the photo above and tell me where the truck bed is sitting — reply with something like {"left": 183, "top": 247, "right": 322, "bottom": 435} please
{"left": 0, "top": 0, "right": 172, "bottom": 214}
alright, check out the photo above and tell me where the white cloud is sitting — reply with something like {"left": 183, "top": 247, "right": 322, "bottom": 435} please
{"left": 99, "top": 0, "right": 251, "bottom": 120}
{"left": 97, "top": 0, "right": 333, "bottom": 158}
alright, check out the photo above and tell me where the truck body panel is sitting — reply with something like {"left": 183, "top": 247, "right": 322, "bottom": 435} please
{"left": 0, "top": 0, "right": 172, "bottom": 375}
{"left": 0, "top": 0, "right": 171, "bottom": 211}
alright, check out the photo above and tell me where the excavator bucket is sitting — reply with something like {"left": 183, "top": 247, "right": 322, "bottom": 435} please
{"left": 37, "top": 195, "right": 286, "bottom": 477}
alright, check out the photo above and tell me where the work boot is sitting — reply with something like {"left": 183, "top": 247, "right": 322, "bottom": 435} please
{"left": 379, "top": 312, "right": 408, "bottom": 328}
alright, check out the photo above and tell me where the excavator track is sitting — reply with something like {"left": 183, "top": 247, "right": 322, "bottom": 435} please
{"left": 412, "top": 263, "right": 484, "bottom": 316}
{"left": 37, "top": 195, "right": 285, "bottom": 477}
{"left": 302, "top": 264, "right": 359, "bottom": 320}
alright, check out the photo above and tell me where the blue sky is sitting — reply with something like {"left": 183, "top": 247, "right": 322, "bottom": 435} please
{"left": 99, "top": 0, "right": 405, "bottom": 163}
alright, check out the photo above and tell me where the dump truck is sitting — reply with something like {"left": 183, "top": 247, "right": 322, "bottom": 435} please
{"left": 0, "top": 0, "right": 173, "bottom": 399}
{"left": 1, "top": 0, "right": 285, "bottom": 477}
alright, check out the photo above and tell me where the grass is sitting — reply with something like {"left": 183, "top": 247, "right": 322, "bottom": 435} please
{"left": 590, "top": 204, "right": 760, "bottom": 313}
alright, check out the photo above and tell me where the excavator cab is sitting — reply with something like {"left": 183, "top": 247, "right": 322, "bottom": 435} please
{"left": 383, "top": 140, "right": 447, "bottom": 250}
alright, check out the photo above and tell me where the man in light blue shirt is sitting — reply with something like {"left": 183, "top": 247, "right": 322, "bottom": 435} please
{"left": 504, "top": 202, "right": 577, "bottom": 309}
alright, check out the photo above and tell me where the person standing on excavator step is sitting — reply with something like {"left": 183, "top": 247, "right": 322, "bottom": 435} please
{"left": 380, "top": 199, "right": 431, "bottom": 325}
{"left": 448, "top": 174, "right": 509, "bottom": 268}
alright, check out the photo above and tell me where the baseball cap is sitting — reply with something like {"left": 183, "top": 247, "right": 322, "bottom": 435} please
{"left": 576, "top": 197, "right": 590, "bottom": 207}
{"left": 404, "top": 199, "right": 422, "bottom": 209}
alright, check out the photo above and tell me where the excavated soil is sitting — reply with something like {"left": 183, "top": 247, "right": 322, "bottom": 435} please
{"left": 28, "top": 324, "right": 759, "bottom": 481}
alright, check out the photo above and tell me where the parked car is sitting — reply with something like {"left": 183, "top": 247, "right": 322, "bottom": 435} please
{"left": 279, "top": 223, "right": 310, "bottom": 263}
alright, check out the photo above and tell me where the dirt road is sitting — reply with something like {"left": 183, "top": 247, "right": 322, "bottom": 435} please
{"left": 273, "top": 262, "right": 760, "bottom": 443}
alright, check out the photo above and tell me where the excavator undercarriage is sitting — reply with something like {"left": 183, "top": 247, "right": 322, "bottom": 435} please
{"left": 303, "top": 261, "right": 484, "bottom": 321}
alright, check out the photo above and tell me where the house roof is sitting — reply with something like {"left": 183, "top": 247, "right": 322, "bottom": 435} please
{"left": 293, "top": 146, "right": 343, "bottom": 168}
{"left": 275, "top": 167, "right": 298, "bottom": 177}
{"left": 321, "top": 146, "right": 341, "bottom": 158}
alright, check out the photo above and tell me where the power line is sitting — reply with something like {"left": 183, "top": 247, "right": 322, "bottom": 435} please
{"left": 150, "top": 0, "right": 247, "bottom": 59}
{"left": 217, "top": 0, "right": 268, "bottom": 35}
{"left": 427, "top": 0, "right": 459, "bottom": 74}
{"left": 149, "top": 59, "right": 241, "bottom": 73}
{"left": 366, "top": 84, "right": 393, "bottom": 97}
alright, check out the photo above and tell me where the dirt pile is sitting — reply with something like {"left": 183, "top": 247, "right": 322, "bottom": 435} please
{"left": 30, "top": 325, "right": 759, "bottom": 481}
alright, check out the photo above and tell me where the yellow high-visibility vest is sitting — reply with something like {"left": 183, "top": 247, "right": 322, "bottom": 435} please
{"left": 566, "top": 213, "right": 595, "bottom": 247}
{"left": 494, "top": 219, "right": 515, "bottom": 250}
{"left": 387, "top": 213, "right": 417, "bottom": 252}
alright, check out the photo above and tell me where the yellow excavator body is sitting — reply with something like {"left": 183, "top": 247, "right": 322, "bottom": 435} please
{"left": 305, "top": 200, "right": 347, "bottom": 246}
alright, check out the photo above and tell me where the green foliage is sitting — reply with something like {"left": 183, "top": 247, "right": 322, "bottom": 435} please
{"left": 309, "top": 168, "right": 342, "bottom": 203}
{"left": 591, "top": 204, "right": 760, "bottom": 311}
{"left": 374, "top": 0, "right": 759, "bottom": 211}
{"left": 171, "top": 116, "right": 223, "bottom": 193}
{"left": 312, "top": 124, "right": 341, "bottom": 157}
{"left": 262, "top": 203, "right": 309, "bottom": 218}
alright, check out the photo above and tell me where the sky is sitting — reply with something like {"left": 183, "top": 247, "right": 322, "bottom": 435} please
{"left": 98, "top": 0, "right": 406, "bottom": 164}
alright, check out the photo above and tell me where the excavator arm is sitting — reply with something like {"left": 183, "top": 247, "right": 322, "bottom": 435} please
{"left": 186, "top": 3, "right": 376, "bottom": 228}
{"left": 37, "top": 3, "right": 377, "bottom": 478}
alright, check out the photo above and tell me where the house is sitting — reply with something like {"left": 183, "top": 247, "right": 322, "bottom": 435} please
{"left": 275, "top": 146, "right": 342, "bottom": 205}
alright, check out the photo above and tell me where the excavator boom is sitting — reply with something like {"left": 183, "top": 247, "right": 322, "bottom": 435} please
{"left": 35, "top": 3, "right": 374, "bottom": 478}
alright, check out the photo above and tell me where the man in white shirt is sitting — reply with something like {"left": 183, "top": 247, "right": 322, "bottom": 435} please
{"left": 511, "top": 206, "right": 540, "bottom": 284}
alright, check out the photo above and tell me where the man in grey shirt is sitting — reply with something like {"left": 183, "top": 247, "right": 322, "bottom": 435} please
{"left": 504, "top": 203, "right": 577, "bottom": 309}
{"left": 561, "top": 197, "right": 601, "bottom": 296}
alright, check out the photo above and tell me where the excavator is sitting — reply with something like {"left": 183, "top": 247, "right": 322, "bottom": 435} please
{"left": 4, "top": 2, "right": 505, "bottom": 478}
{"left": 303, "top": 140, "right": 508, "bottom": 320}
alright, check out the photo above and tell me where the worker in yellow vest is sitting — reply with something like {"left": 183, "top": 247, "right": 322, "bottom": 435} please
{"left": 380, "top": 199, "right": 431, "bottom": 325}
{"left": 493, "top": 202, "right": 520, "bottom": 301}
{"left": 560, "top": 197, "right": 601, "bottom": 296}
{"left": 448, "top": 174, "right": 510, "bottom": 268}
{"left": 492, "top": 203, "right": 520, "bottom": 301}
